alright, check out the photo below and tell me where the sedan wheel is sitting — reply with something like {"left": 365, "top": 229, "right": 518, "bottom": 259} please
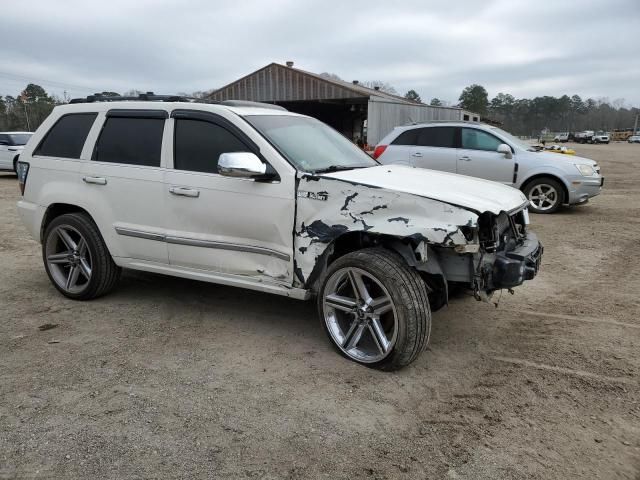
{"left": 45, "top": 225, "right": 93, "bottom": 294}
{"left": 525, "top": 177, "right": 564, "bottom": 214}
{"left": 528, "top": 184, "right": 558, "bottom": 212}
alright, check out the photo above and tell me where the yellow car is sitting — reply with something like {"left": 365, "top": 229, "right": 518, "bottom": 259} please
{"left": 543, "top": 144, "right": 576, "bottom": 155}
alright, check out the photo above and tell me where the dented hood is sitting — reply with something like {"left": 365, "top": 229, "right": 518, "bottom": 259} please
{"left": 321, "top": 165, "right": 528, "bottom": 215}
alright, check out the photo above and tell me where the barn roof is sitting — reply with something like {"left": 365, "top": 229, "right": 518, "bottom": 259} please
{"left": 208, "top": 62, "right": 421, "bottom": 105}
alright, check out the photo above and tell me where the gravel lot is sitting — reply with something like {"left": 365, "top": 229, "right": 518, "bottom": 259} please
{"left": 1, "top": 142, "right": 638, "bottom": 479}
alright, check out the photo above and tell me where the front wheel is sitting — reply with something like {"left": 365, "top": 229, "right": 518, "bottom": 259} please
{"left": 317, "top": 248, "right": 431, "bottom": 370}
{"left": 524, "top": 177, "right": 564, "bottom": 214}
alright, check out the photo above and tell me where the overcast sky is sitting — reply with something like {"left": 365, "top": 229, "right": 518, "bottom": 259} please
{"left": 2, "top": 0, "right": 639, "bottom": 106}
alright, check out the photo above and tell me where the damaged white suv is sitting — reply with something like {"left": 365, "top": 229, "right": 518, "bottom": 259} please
{"left": 16, "top": 95, "right": 542, "bottom": 370}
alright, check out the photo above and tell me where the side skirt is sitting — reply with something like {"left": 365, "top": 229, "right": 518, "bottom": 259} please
{"left": 114, "top": 257, "right": 310, "bottom": 300}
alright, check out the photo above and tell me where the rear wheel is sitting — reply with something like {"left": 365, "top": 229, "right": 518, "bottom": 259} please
{"left": 13, "top": 156, "right": 19, "bottom": 174}
{"left": 43, "top": 213, "right": 121, "bottom": 300}
{"left": 317, "top": 248, "right": 430, "bottom": 370}
{"left": 524, "top": 177, "right": 564, "bottom": 214}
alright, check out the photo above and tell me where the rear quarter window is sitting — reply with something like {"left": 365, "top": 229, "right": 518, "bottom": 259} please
{"left": 34, "top": 113, "right": 98, "bottom": 158}
{"left": 391, "top": 129, "right": 419, "bottom": 146}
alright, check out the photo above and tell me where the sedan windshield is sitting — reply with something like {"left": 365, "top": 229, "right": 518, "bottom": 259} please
{"left": 246, "top": 115, "right": 377, "bottom": 173}
{"left": 8, "top": 134, "right": 32, "bottom": 145}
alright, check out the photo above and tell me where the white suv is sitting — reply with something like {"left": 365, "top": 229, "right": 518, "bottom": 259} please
{"left": 0, "top": 131, "right": 32, "bottom": 172}
{"left": 16, "top": 95, "right": 542, "bottom": 370}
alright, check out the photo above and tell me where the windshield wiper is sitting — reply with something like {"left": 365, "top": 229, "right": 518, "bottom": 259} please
{"left": 312, "top": 165, "right": 368, "bottom": 174}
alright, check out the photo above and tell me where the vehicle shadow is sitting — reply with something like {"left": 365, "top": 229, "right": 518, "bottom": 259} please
{"left": 101, "top": 268, "right": 470, "bottom": 352}
{"left": 109, "top": 269, "right": 319, "bottom": 336}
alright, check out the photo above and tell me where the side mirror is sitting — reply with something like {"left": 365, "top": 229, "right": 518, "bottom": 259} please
{"left": 497, "top": 143, "right": 512, "bottom": 159}
{"left": 218, "top": 152, "right": 269, "bottom": 179}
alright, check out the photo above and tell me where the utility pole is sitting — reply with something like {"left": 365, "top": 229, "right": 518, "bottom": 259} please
{"left": 634, "top": 114, "right": 639, "bottom": 135}
{"left": 23, "top": 102, "right": 31, "bottom": 131}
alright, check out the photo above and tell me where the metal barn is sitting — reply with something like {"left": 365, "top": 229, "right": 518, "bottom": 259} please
{"left": 208, "top": 62, "right": 479, "bottom": 146}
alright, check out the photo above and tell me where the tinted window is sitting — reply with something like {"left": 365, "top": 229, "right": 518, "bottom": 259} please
{"left": 0, "top": 134, "right": 8, "bottom": 145}
{"left": 391, "top": 129, "right": 418, "bottom": 146}
{"left": 416, "top": 127, "right": 456, "bottom": 148}
{"left": 35, "top": 113, "right": 97, "bottom": 158}
{"left": 94, "top": 117, "right": 164, "bottom": 166}
{"left": 461, "top": 128, "right": 502, "bottom": 152}
{"left": 174, "top": 119, "right": 249, "bottom": 174}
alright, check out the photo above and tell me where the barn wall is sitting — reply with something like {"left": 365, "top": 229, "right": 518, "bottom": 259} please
{"left": 367, "top": 97, "right": 466, "bottom": 145}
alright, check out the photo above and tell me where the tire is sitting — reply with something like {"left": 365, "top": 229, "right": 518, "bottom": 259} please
{"left": 42, "top": 213, "right": 121, "bottom": 300}
{"left": 13, "top": 156, "right": 19, "bottom": 175}
{"left": 523, "top": 177, "right": 565, "bottom": 214}
{"left": 317, "top": 248, "right": 431, "bottom": 371}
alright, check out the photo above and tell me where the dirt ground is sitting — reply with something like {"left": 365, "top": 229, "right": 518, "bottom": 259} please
{"left": 1, "top": 142, "right": 638, "bottom": 479}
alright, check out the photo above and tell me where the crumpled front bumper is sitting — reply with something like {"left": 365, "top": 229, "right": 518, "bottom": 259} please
{"left": 489, "top": 232, "right": 543, "bottom": 290}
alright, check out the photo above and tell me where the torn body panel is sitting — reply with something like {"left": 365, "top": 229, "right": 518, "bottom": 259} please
{"left": 293, "top": 174, "right": 478, "bottom": 287}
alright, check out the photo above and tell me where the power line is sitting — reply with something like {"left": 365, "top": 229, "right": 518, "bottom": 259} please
{"left": 0, "top": 70, "right": 99, "bottom": 94}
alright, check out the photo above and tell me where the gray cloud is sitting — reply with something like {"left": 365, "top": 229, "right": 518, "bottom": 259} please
{"left": 1, "top": 0, "right": 639, "bottom": 105}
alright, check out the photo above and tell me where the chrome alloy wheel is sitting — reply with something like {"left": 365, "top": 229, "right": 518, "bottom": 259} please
{"left": 45, "top": 225, "right": 92, "bottom": 294}
{"left": 322, "top": 267, "right": 397, "bottom": 363}
{"left": 528, "top": 183, "right": 559, "bottom": 211}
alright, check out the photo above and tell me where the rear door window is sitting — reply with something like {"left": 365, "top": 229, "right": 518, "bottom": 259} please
{"left": 416, "top": 127, "right": 456, "bottom": 148}
{"left": 461, "top": 128, "right": 502, "bottom": 152}
{"left": 34, "top": 113, "right": 97, "bottom": 158}
{"left": 173, "top": 119, "right": 250, "bottom": 174}
{"left": 93, "top": 117, "right": 164, "bottom": 167}
{"left": 391, "top": 129, "right": 419, "bottom": 146}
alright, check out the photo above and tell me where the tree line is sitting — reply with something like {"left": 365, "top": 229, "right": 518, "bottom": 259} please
{"left": 455, "top": 84, "right": 639, "bottom": 136}
{"left": 3, "top": 82, "right": 638, "bottom": 138}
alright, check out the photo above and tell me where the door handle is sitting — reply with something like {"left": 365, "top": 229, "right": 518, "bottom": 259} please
{"left": 169, "top": 186, "right": 200, "bottom": 198}
{"left": 83, "top": 176, "right": 107, "bottom": 185}
{"left": 411, "top": 152, "right": 423, "bottom": 158}
{"left": 459, "top": 156, "right": 472, "bottom": 161}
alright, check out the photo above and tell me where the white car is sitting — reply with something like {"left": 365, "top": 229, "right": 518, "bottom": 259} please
{"left": 591, "top": 131, "right": 610, "bottom": 144}
{"left": 553, "top": 132, "right": 569, "bottom": 142}
{"left": 16, "top": 95, "right": 542, "bottom": 370}
{"left": 0, "top": 131, "right": 32, "bottom": 172}
{"left": 628, "top": 135, "right": 640, "bottom": 143}
{"left": 374, "top": 122, "right": 604, "bottom": 213}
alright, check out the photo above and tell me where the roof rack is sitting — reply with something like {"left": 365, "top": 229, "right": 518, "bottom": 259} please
{"left": 69, "top": 92, "right": 201, "bottom": 104}
{"left": 68, "top": 93, "right": 288, "bottom": 111}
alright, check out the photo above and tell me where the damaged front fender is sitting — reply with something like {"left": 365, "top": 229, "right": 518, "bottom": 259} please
{"left": 294, "top": 174, "right": 478, "bottom": 287}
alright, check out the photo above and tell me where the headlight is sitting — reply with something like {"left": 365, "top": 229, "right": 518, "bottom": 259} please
{"left": 575, "top": 164, "right": 596, "bottom": 176}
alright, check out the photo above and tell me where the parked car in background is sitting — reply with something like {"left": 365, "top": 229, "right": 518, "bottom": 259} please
{"left": 553, "top": 132, "right": 569, "bottom": 142}
{"left": 15, "top": 96, "right": 542, "bottom": 370}
{"left": 591, "top": 131, "right": 610, "bottom": 144}
{"left": 628, "top": 135, "right": 640, "bottom": 143}
{"left": 574, "top": 130, "right": 594, "bottom": 143}
{"left": 0, "top": 132, "right": 32, "bottom": 173}
{"left": 374, "top": 122, "right": 604, "bottom": 214}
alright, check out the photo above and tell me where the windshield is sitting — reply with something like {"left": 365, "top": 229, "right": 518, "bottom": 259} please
{"left": 8, "top": 133, "right": 32, "bottom": 146}
{"left": 246, "top": 115, "right": 378, "bottom": 173}
{"left": 488, "top": 126, "right": 537, "bottom": 151}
